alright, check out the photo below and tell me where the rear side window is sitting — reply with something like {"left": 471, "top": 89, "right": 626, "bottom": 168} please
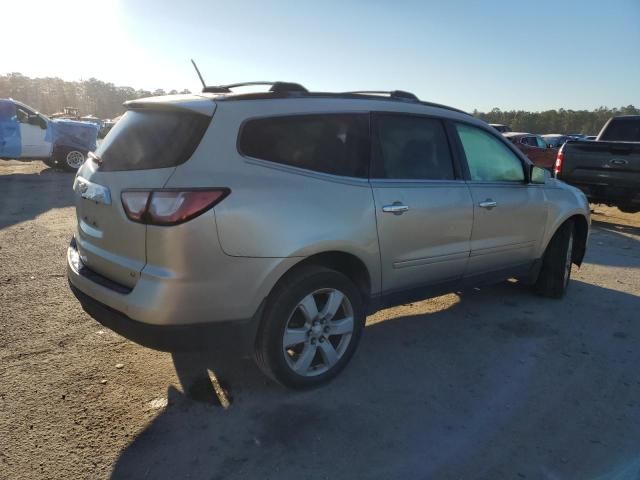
{"left": 372, "top": 114, "right": 455, "bottom": 180}
{"left": 96, "top": 110, "right": 211, "bottom": 171}
{"left": 599, "top": 118, "right": 640, "bottom": 142}
{"left": 456, "top": 124, "right": 524, "bottom": 182}
{"left": 238, "top": 114, "right": 369, "bottom": 178}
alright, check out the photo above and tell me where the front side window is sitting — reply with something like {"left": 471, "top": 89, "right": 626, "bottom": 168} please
{"left": 16, "top": 107, "right": 29, "bottom": 123}
{"left": 371, "top": 114, "right": 455, "bottom": 180}
{"left": 238, "top": 114, "right": 369, "bottom": 178}
{"left": 456, "top": 124, "right": 525, "bottom": 182}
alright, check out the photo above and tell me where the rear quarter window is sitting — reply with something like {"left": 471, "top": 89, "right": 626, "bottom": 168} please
{"left": 96, "top": 110, "right": 211, "bottom": 171}
{"left": 238, "top": 114, "right": 370, "bottom": 178}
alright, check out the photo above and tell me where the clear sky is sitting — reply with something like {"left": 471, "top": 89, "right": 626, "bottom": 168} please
{"left": 3, "top": 0, "right": 639, "bottom": 111}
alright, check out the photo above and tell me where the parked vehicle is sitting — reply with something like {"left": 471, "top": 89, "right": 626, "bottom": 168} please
{"left": 50, "top": 106, "right": 80, "bottom": 120}
{"left": 99, "top": 118, "right": 118, "bottom": 138}
{"left": 67, "top": 84, "right": 590, "bottom": 389}
{"left": 542, "top": 134, "right": 572, "bottom": 149}
{"left": 504, "top": 132, "right": 557, "bottom": 170}
{"left": 490, "top": 123, "right": 511, "bottom": 133}
{"left": 0, "top": 99, "right": 98, "bottom": 170}
{"left": 555, "top": 115, "right": 640, "bottom": 213}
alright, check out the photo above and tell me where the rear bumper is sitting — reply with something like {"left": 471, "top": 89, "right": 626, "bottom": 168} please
{"left": 68, "top": 280, "right": 261, "bottom": 353}
{"left": 567, "top": 182, "right": 640, "bottom": 206}
{"left": 66, "top": 236, "right": 291, "bottom": 352}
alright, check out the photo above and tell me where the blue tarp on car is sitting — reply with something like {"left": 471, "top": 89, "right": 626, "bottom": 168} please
{"left": 0, "top": 99, "right": 21, "bottom": 157}
{"left": 48, "top": 119, "right": 98, "bottom": 151}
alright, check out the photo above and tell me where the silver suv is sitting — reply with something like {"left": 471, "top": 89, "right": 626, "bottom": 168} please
{"left": 67, "top": 83, "right": 590, "bottom": 388}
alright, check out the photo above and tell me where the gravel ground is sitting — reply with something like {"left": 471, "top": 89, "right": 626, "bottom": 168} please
{"left": 1, "top": 160, "right": 639, "bottom": 480}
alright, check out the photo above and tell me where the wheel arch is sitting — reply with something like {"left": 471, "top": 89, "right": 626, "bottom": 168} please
{"left": 543, "top": 213, "right": 589, "bottom": 266}
{"left": 271, "top": 251, "right": 373, "bottom": 307}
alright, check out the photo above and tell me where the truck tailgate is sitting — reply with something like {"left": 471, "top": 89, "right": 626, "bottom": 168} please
{"left": 561, "top": 141, "right": 640, "bottom": 188}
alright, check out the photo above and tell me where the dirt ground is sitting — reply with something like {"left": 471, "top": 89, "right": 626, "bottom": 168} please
{"left": 1, "top": 159, "right": 639, "bottom": 480}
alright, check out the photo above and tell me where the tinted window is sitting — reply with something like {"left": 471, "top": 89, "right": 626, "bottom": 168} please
{"left": 372, "top": 114, "right": 454, "bottom": 180}
{"left": 96, "top": 110, "right": 211, "bottom": 171}
{"left": 535, "top": 136, "right": 547, "bottom": 148}
{"left": 599, "top": 117, "right": 640, "bottom": 142}
{"left": 16, "top": 107, "right": 29, "bottom": 123}
{"left": 456, "top": 124, "right": 524, "bottom": 182}
{"left": 239, "top": 114, "right": 369, "bottom": 178}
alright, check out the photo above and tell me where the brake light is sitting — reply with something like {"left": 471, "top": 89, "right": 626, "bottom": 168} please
{"left": 554, "top": 146, "right": 564, "bottom": 177}
{"left": 121, "top": 189, "right": 229, "bottom": 225}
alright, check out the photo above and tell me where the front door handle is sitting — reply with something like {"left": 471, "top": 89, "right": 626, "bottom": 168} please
{"left": 382, "top": 203, "right": 409, "bottom": 215}
{"left": 478, "top": 200, "right": 497, "bottom": 209}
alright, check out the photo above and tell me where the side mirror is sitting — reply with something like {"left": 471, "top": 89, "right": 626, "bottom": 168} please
{"left": 530, "top": 165, "right": 549, "bottom": 184}
{"left": 28, "top": 114, "right": 47, "bottom": 129}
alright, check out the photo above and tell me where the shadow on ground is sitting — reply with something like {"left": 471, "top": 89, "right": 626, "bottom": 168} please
{"left": 110, "top": 280, "right": 640, "bottom": 480}
{"left": 0, "top": 167, "right": 74, "bottom": 228}
{"left": 584, "top": 220, "right": 640, "bottom": 269}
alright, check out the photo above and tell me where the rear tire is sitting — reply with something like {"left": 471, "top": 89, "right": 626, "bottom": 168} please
{"left": 618, "top": 204, "right": 640, "bottom": 214}
{"left": 535, "top": 220, "right": 574, "bottom": 299}
{"left": 255, "top": 265, "right": 365, "bottom": 389}
{"left": 58, "top": 150, "right": 87, "bottom": 172}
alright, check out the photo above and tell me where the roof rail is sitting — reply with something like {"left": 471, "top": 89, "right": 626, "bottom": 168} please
{"left": 342, "top": 90, "right": 419, "bottom": 101}
{"left": 202, "top": 81, "right": 308, "bottom": 94}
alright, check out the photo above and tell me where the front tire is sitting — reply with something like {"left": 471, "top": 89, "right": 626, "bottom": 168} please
{"left": 535, "top": 220, "right": 574, "bottom": 298}
{"left": 255, "top": 266, "right": 365, "bottom": 389}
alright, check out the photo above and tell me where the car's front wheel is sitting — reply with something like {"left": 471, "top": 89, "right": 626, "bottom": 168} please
{"left": 255, "top": 265, "right": 365, "bottom": 389}
{"left": 535, "top": 220, "right": 574, "bottom": 298}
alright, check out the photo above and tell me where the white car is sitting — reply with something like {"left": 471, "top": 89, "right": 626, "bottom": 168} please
{"left": 0, "top": 99, "right": 98, "bottom": 170}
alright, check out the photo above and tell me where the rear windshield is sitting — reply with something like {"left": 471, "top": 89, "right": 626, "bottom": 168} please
{"left": 599, "top": 117, "right": 640, "bottom": 142}
{"left": 96, "top": 110, "right": 211, "bottom": 171}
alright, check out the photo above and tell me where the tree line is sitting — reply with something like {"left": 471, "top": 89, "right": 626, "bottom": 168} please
{"left": 1, "top": 73, "right": 637, "bottom": 133}
{"left": 473, "top": 105, "right": 639, "bottom": 135}
{"left": 0, "top": 73, "right": 191, "bottom": 119}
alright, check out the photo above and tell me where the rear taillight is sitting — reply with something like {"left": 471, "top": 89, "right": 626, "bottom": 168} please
{"left": 554, "top": 146, "right": 564, "bottom": 177}
{"left": 121, "top": 189, "right": 229, "bottom": 225}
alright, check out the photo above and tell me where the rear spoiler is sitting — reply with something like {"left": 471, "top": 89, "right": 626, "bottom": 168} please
{"left": 124, "top": 95, "right": 216, "bottom": 116}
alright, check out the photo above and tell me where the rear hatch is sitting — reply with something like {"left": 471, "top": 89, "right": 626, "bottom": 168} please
{"left": 561, "top": 141, "right": 640, "bottom": 188}
{"left": 73, "top": 102, "right": 213, "bottom": 288}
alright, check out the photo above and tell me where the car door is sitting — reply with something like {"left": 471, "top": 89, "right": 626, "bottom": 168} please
{"left": 16, "top": 105, "right": 52, "bottom": 159}
{"left": 370, "top": 113, "right": 474, "bottom": 295}
{"left": 453, "top": 123, "right": 548, "bottom": 277}
{"left": 533, "top": 134, "right": 556, "bottom": 169}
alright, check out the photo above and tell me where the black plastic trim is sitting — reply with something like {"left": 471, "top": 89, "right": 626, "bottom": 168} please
{"left": 68, "top": 280, "right": 263, "bottom": 354}
{"left": 70, "top": 237, "right": 132, "bottom": 294}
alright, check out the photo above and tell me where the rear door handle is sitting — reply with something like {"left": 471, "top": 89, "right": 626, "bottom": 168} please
{"left": 382, "top": 203, "right": 409, "bottom": 215}
{"left": 478, "top": 200, "right": 497, "bottom": 209}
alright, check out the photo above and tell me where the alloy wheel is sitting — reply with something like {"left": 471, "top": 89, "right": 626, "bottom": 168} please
{"left": 282, "top": 288, "right": 354, "bottom": 377}
{"left": 66, "top": 151, "right": 85, "bottom": 169}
